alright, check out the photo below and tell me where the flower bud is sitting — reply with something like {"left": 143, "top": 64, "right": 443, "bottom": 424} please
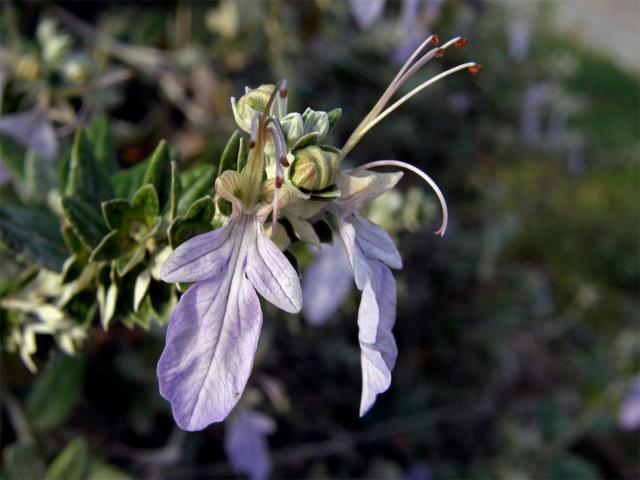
{"left": 290, "top": 146, "right": 339, "bottom": 191}
{"left": 302, "top": 108, "right": 329, "bottom": 141}
{"left": 231, "top": 84, "right": 286, "bottom": 132}
{"left": 280, "top": 113, "right": 304, "bottom": 148}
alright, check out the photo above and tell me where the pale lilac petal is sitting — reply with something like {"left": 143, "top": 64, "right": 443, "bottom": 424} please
{"left": 359, "top": 261, "right": 397, "bottom": 416}
{"left": 157, "top": 251, "right": 263, "bottom": 430}
{"left": 246, "top": 226, "right": 302, "bottom": 314}
{"left": 335, "top": 170, "right": 403, "bottom": 217}
{"left": 160, "top": 220, "right": 234, "bottom": 283}
{"left": 224, "top": 410, "right": 275, "bottom": 480}
{"left": 350, "top": 214, "right": 402, "bottom": 270}
{"left": 337, "top": 217, "right": 370, "bottom": 290}
{"left": 302, "top": 243, "right": 354, "bottom": 326}
{"left": 0, "top": 108, "right": 58, "bottom": 159}
{"left": 619, "top": 376, "right": 640, "bottom": 430}
{"left": 348, "top": 0, "right": 386, "bottom": 29}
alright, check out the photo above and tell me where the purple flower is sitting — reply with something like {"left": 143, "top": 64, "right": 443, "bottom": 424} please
{"left": 303, "top": 243, "right": 353, "bottom": 326}
{"left": 348, "top": 0, "right": 386, "bottom": 30}
{"left": 0, "top": 107, "right": 58, "bottom": 160}
{"left": 619, "top": 376, "right": 640, "bottom": 430}
{"left": 158, "top": 88, "right": 302, "bottom": 430}
{"left": 224, "top": 409, "right": 275, "bottom": 480}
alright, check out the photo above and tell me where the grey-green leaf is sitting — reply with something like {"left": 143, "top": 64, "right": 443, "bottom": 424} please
{"left": 0, "top": 204, "right": 67, "bottom": 271}
{"left": 218, "top": 130, "right": 241, "bottom": 177}
{"left": 46, "top": 438, "right": 90, "bottom": 480}
{"left": 61, "top": 196, "right": 110, "bottom": 249}
{"left": 132, "top": 184, "right": 160, "bottom": 226}
{"left": 142, "top": 140, "right": 171, "bottom": 209}
{"left": 3, "top": 444, "right": 45, "bottom": 480}
{"left": 26, "top": 355, "right": 84, "bottom": 431}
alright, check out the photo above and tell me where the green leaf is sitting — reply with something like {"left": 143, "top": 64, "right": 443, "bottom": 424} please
{"left": 0, "top": 204, "right": 67, "bottom": 271}
{"left": 101, "top": 199, "right": 134, "bottom": 231}
{"left": 0, "top": 133, "right": 26, "bottom": 178}
{"left": 115, "top": 245, "right": 145, "bottom": 276}
{"left": 65, "top": 129, "right": 114, "bottom": 207}
{"left": 111, "top": 159, "right": 149, "bottom": 199}
{"left": 169, "top": 161, "right": 179, "bottom": 222}
{"left": 237, "top": 134, "right": 248, "bottom": 172}
{"left": 46, "top": 438, "right": 90, "bottom": 480}
{"left": 142, "top": 140, "right": 171, "bottom": 209}
{"left": 218, "top": 130, "right": 241, "bottom": 177}
{"left": 61, "top": 255, "right": 86, "bottom": 284}
{"left": 3, "top": 444, "right": 45, "bottom": 480}
{"left": 62, "top": 225, "right": 89, "bottom": 256}
{"left": 98, "top": 281, "right": 118, "bottom": 330}
{"left": 177, "top": 165, "right": 215, "bottom": 215}
{"left": 86, "top": 460, "right": 130, "bottom": 480}
{"left": 292, "top": 132, "right": 319, "bottom": 152}
{"left": 26, "top": 355, "right": 84, "bottom": 431}
{"left": 86, "top": 116, "right": 118, "bottom": 175}
{"left": 168, "top": 196, "right": 216, "bottom": 249}
{"left": 61, "top": 196, "right": 109, "bottom": 249}
{"left": 327, "top": 108, "right": 342, "bottom": 130}
{"left": 90, "top": 230, "right": 131, "bottom": 262}
{"left": 132, "top": 184, "right": 159, "bottom": 226}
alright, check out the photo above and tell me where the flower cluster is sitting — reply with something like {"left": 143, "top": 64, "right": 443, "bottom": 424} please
{"left": 158, "top": 34, "right": 481, "bottom": 430}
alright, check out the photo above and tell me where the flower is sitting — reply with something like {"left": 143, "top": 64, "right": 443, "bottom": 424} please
{"left": 304, "top": 34, "right": 479, "bottom": 414}
{"left": 158, "top": 84, "right": 302, "bottom": 431}
{"left": 224, "top": 409, "right": 275, "bottom": 480}
{"left": 619, "top": 376, "right": 640, "bottom": 430}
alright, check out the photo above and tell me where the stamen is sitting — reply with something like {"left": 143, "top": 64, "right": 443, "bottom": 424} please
{"left": 279, "top": 78, "right": 288, "bottom": 98}
{"left": 355, "top": 160, "right": 448, "bottom": 236}
{"left": 356, "top": 62, "right": 479, "bottom": 139}
{"left": 468, "top": 64, "right": 483, "bottom": 74}
{"left": 454, "top": 37, "right": 468, "bottom": 48}
{"left": 341, "top": 35, "right": 476, "bottom": 158}
{"left": 272, "top": 176, "right": 283, "bottom": 233}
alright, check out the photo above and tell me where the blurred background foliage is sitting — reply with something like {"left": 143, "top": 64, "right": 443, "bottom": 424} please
{"left": 0, "top": 1, "right": 638, "bottom": 479}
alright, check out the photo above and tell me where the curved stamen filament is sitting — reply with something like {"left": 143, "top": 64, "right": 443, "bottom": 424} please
{"left": 355, "top": 62, "right": 479, "bottom": 140}
{"left": 355, "top": 160, "right": 449, "bottom": 236}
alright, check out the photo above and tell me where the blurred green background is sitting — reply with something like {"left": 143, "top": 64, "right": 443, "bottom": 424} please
{"left": 1, "top": 1, "right": 638, "bottom": 479}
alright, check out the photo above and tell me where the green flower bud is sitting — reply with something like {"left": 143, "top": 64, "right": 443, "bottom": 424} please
{"left": 231, "top": 84, "right": 286, "bottom": 132}
{"left": 302, "top": 108, "right": 329, "bottom": 141}
{"left": 280, "top": 112, "right": 304, "bottom": 147}
{"left": 290, "top": 146, "right": 339, "bottom": 191}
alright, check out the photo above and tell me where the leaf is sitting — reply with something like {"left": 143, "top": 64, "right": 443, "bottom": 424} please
{"left": 86, "top": 116, "right": 118, "bottom": 175}
{"left": 142, "top": 140, "right": 171, "bottom": 209}
{"left": 132, "top": 184, "right": 160, "bottom": 227}
{"left": 90, "top": 230, "right": 132, "bottom": 262}
{"left": 168, "top": 196, "right": 216, "bottom": 248}
{"left": 0, "top": 204, "right": 67, "bottom": 271}
{"left": 46, "top": 438, "right": 90, "bottom": 480}
{"left": 111, "top": 159, "right": 149, "bottom": 199}
{"left": 86, "top": 460, "right": 130, "bottom": 480}
{"left": 101, "top": 282, "right": 118, "bottom": 329}
{"left": 177, "top": 165, "right": 215, "bottom": 215}
{"left": 327, "top": 108, "right": 342, "bottom": 130}
{"left": 133, "top": 269, "right": 151, "bottom": 312}
{"left": 26, "top": 355, "right": 84, "bottom": 431}
{"left": 3, "top": 444, "right": 45, "bottom": 480}
{"left": 61, "top": 196, "right": 109, "bottom": 249}
{"left": 0, "top": 133, "right": 26, "bottom": 178}
{"left": 115, "top": 245, "right": 145, "bottom": 276}
{"left": 62, "top": 225, "right": 89, "bottom": 256}
{"left": 292, "top": 132, "right": 319, "bottom": 152}
{"left": 65, "top": 128, "right": 114, "bottom": 207}
{"left": 169, "top": 161, "right": 179, "bottom": 222}
{"left": 101, "top": 199, "right": 134, "bottom": 231}
{"left": 218, "top": 130, "right": 241, "bottom": 176}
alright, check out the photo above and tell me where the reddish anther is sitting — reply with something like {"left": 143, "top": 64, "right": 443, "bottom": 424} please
{"left": 468, "top": 64, "right": 483, "bottom": 74}
{"left": 431, "top": 34, "right": 439, "bottom": 46}
{"left": 275, "top": 176, "right": 283, "bottom": 188}
{"left": 280, "top": 157, "right": 290, "bottom": 167}
{"left": 454, "top": 37, "right": 468, "bottom": 48}
{"left": 434, "top": 48, "right": 445, "bottom": 58}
